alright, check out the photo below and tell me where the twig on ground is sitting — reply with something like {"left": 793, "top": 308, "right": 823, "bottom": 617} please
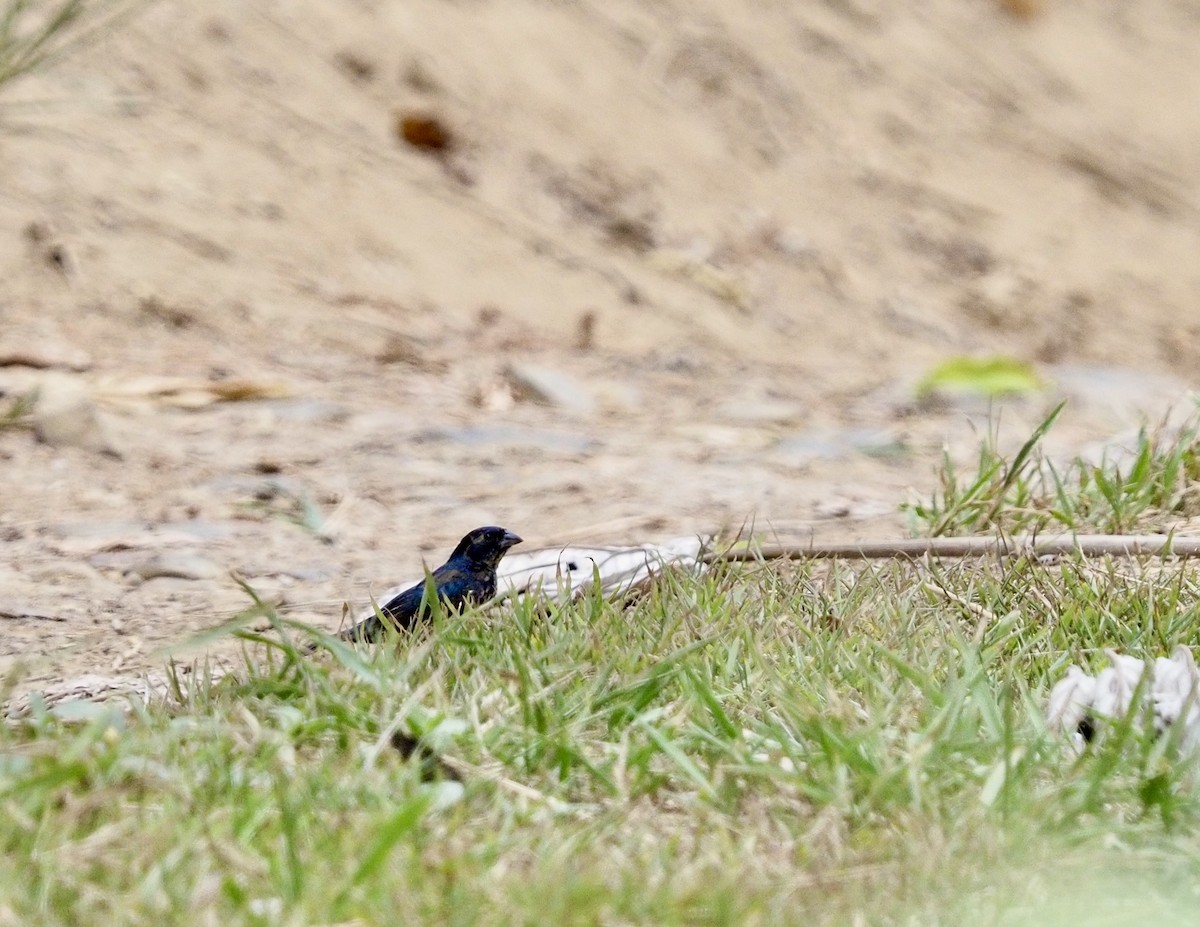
{"left": 709, "top": 534, "right": 1200, "bottom": 563}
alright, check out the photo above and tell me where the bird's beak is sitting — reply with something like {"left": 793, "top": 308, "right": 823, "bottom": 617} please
{"left": 502, "top": 530, "right": 523, "bottom": 549}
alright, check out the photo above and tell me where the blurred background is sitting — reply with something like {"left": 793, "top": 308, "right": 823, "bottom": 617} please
{"left": 1, "top": 0, "right": 1198, "bottom": 682}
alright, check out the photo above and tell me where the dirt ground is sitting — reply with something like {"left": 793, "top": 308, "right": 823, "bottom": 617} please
{"left": 1, "top": 0, "right": 1199, "bottom": 694}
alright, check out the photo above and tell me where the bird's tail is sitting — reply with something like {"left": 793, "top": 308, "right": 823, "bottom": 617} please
{"left": 336, "top": 613, "right": 388, "bottom": 644}
{"left": 301, "top": 611, "right": 388, "bottom": 655}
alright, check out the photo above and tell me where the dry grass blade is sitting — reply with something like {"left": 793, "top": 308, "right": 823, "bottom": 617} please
{"left": 92, "top": 374, "right": 293, "bottom": 409}
{"left": 0, "top": 389, "right": 35, "bottom": 429}
{"left": 0, "top": 0, "right": 144, "bottom": 91}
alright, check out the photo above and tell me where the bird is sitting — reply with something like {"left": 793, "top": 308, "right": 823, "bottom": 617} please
{"left": 336, "top": 526, "right": 523, "bottom": 645}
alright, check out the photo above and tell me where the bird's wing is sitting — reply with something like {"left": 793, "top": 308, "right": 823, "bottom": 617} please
{"left": 379, "top": 581, "right": 430, "bottom": 628}
{"left": 343, "top": 563, "right": 472, "bottom": 633}
{"left": 423, "top": 564, "right": 481, "bottom": 604}
{"left": 339, "top": 579, "right": 429, "bottom": 642}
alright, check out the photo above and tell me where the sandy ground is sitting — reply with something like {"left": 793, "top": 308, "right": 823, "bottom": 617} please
{"left": 1, "top": 0, "right": 1199, "bottom": 693}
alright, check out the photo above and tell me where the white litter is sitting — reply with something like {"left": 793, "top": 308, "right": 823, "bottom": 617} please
{"left": 496, "top": 535, "right": 710, "bottom": 601}
{"left": 1045, "top": 646, "right": 1200, "bottom": 754}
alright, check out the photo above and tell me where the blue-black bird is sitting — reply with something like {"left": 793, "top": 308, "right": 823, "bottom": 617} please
{"left": 338, "top": 526, "right": 523, "bottom": 644}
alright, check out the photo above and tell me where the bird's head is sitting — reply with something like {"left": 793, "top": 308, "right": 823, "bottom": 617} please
{"left": 449, "top": 526, "right": 523, "bottom": 568}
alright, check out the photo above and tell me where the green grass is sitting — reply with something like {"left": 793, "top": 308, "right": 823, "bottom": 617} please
{"left": 7, "top": 410, "right": 1200, "bottom": 924}
{"left": 907, "top": 401, "right": 1200, "bottom": 536}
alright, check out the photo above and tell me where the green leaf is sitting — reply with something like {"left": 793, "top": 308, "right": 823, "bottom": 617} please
{"left": 916, "top": 356, "right": 1046, "bottom": 399}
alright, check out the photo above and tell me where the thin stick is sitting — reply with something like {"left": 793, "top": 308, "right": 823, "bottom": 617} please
{"left": 710, "top": 535, "right": 1200, "bottom": 563}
